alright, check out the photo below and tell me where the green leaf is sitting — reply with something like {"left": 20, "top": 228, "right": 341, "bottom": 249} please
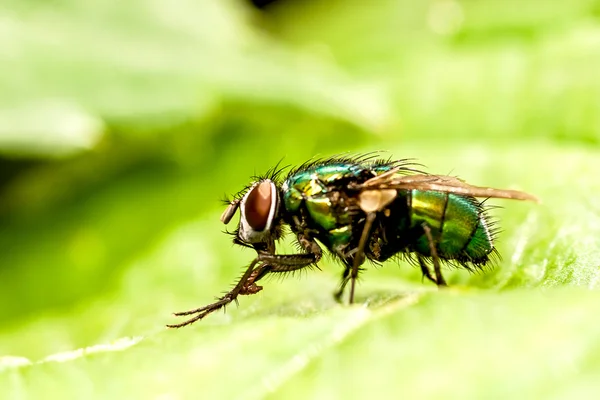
{"left": 0, "top": 0, "right": 389, "bottom": 157}
{"left": 2, "top": 0, "right": 600, "bottom": 399}
{"left": 1, "top": 141, "right": 599, "bottom": 398}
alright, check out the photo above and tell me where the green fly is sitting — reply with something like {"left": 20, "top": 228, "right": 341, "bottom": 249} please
{"left": 168, "top": 155, "right": 537, "bottom": 328}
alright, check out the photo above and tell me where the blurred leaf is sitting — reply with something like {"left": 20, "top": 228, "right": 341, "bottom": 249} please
{"left": 0, "top": 101, "right": 104, "bottom": 157}
{"left": 268, "top": 0, "right": 600, "bottom": 144}
{"left": 0, "top": 0, "right": 390, "bottom": 157}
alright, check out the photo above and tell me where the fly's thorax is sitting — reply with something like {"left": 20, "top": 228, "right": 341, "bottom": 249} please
{"left": 282, "top": 167, "right": 361, "bottom": 227}
{"left": 238, "top": 180, "right": 280, "bottom": 244}
{"left": 282, "top": 176, "right": 336, "bottom": 230}
{"left": 281, "top": 179, "right": 304, "bottom": 213}
{"left": 281, "top": 164, "right": 374, "bottom": 255}
{"left": 282, "top": 162, "right": 369, "bottom": 215}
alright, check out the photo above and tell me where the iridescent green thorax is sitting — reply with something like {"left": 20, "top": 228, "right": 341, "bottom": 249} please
{"left": 282, "top": 162, "right": 369, "bottom": 252}
{"left": 283, "top": 162, "right": 393, "bottom": 211}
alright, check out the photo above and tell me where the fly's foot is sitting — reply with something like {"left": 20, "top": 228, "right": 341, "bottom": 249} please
{"left": 167, "top": 295, "right": 235, "bottom": 328}
{"left": 333, "top": 289, "right": 344, "bottom": 304}
{"left": 167, "top": 277, "right": 263, "bottom": 328}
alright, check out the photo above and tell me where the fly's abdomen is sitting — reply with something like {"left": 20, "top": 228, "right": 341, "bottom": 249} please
{"left": 409, "top": 190, "right": 493, "bottom": 262}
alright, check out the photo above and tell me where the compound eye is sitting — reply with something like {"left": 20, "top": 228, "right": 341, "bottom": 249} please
{"left": 244, "top": 181, "right": 273, "bottom": 231}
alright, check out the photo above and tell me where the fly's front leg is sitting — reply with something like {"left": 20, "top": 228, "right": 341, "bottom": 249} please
{"left": 167, "top": 234, "right": 322, "bottom": 328}
{"left": 248, "top": 233, "right": 323, "bottom": 283}
{"left": 167, "top": 258, "right": 260, "bottom": 328}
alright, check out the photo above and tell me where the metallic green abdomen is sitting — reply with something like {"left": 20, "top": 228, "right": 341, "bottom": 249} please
{"left": 409, "top": 190, "right": 493, "bottom": 262}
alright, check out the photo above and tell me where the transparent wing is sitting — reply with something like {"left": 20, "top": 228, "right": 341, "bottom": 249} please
{"left": 358, "top": 169, "right": 539, "bottom": 202}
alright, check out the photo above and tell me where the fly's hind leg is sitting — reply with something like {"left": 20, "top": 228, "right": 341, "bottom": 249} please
{"left": 422, "top": 223, "right": 447, "bottom": 287}
{"left": 417, "top": 255, "right": 437, "bottom": 284}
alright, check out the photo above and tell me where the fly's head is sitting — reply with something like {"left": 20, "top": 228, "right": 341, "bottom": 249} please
{"left": 221, "top": 179, "right": 283, "bottom": 253}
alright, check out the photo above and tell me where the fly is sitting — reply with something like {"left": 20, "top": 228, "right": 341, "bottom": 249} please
{"left": 167, "top": 155, "right": 537, "bottom": 328}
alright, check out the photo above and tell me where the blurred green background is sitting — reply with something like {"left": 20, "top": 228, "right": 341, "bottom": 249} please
{"left": 1, "top": 0, "right": 600, "bottom": 398}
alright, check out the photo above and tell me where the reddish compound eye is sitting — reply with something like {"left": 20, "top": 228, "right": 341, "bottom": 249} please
{"left": 244, "top": 181, "right": 273, "bottom": 231}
